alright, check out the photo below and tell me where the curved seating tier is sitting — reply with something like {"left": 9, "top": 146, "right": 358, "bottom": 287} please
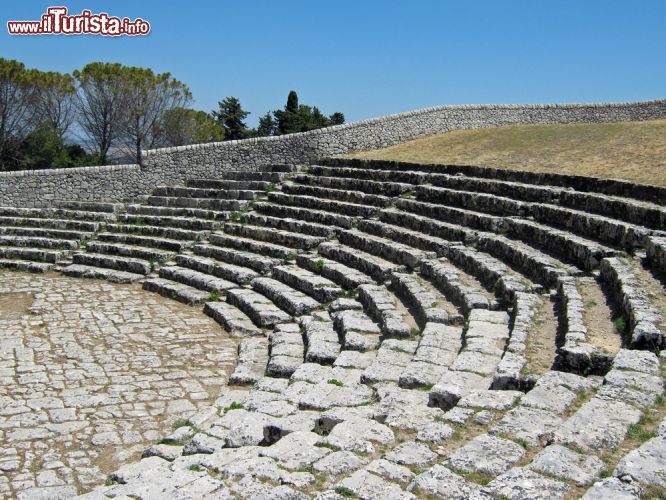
{"left": 2, "top": 159, "right": 664, "bottom": 499}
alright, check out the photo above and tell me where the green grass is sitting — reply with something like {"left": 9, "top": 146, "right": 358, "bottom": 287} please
{"left": 229, "top": 211, "right": 242, "bottom": 222}
{"left": 187, "top": 464, "right": 202, "bottom": 472}
{"left": 314, "top": 259, "right": 325, "bottom": 274}
{"left": 334, "top": 486, "right": 357, "bottom": 498}
{"left": 172, "top": 418, "right": 190, "bottom": 429}
{"left": 614, "top": 316, "right": 627, "bottom": 335}
{"left": 327, "top": 379, "right": 344, "bottom": 387}
{"left": 223, "top": 402, "right": 244, "bottom": 414}
{"left": 209, "top": 289, "right": 221, "bottom": 302}
{"left": 626, "top": 423, "right": 657, "bottom": 443}
{"left": 349, "top": 119, "right": 666, "bottom": 186}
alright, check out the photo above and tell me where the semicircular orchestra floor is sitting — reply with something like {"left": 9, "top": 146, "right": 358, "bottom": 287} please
{"left": 0, "top": 271, "right": 237, "bottom": 497}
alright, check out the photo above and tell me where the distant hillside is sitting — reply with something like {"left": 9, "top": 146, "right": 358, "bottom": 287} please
{"left": 349, "top": 119, "right": 666, "bottom": 186}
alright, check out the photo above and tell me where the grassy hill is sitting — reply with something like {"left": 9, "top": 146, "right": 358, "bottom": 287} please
{"left": 348, "top": 119, "right": 666, "bottom": 186}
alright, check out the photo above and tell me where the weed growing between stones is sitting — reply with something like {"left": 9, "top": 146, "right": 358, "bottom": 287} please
{"left": 613, "top": 316, "right": 627, "bottom": 335}
{"left": 223, "top": 402, "right": 244, "bottom": 413}
{"left": 314, "top": 259, "right": 325, "bottom": 274}
{"left": 327, "top": 379, "right": 344, "bottom": 386}
{"left": 209, "top": 289, "right": 221, "bottom": 301}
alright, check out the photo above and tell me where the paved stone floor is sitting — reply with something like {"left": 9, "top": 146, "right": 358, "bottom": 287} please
{"left": 0, "top": 271, "right": 237, "bottom": 497}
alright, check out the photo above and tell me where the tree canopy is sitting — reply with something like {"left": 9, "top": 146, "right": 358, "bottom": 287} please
{"left": 0, "top": 58, "right": 345, "bottom": 170}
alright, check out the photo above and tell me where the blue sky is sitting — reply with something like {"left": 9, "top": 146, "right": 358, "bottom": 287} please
{"left": 3, "top": 1, "right": 665, "bottom": 126}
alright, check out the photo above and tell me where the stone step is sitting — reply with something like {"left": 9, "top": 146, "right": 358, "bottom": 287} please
{"left": 124, "top": 205, "right": 227, "bottom": 223}
{"left": 0, "top": 216, "right": 100, "bottom": 232}
{"left": 143, "top": 278, "right": 211, "bottom": 305}
{"left": 429, "top": 310, "right": 511, "bottom": 408}
{"left": 176, "top": 254, "right": 259, "bottom": 285}
{"left": 475, "top": 231, "right": 580, "bottom": 288}
{"left": 0, "top": 235, "right": 79, "bottom": 250}
{"left": 362, "top": 338, "right": 419, "bottom": 384}
{"left": 399, "top": 322, "right": 463, "bottom": 388}
{"left": 358, "top": 217, "right": 459, "bottom": 257}
{"left": 192, "top": 244, "right": 281, "bottom": 275}
{"left": 54, "top": 200, "right": 122, "bottom": 213}
{"left": 203, "top": 301, "right": 262, "bottom": 337}
{"left": 0, "top": 258, "right": 54, "bottom": 273}
{"left": 283, "top": 182, "right": 391, "bottom": 207}
{"left": 97, "top": 232, "right": 191, "bottom": 252}
{"left": 292, "top": 173, "right": 413, "bottom": 197}
{"left": 390, "top": 272, "right": 461, "bottom": 327}
{"left": 331, "top": 308, "right": 381, "bottom": 352}
{"left": 240, "top": 212, "right": 335, "bottom": 238}
{"left": 338, "top": 229, "right": 437, "bottom": 269}
{"left": 505, "top": 218, "right": 618, "bottom": 271}
{"left": 421, "top": 259, "right": 495, "bottom": 314}
{"left": 60, "top": 264, "right": 144, "bottom": 283}
{"left": 146, "top": 196, "right": 248, "bottom": 211}
{"left": 396, "top": 198, "right": 503, "bottom": 232}
{"left": 222, "top": 222, "right": 325, "bottom": 250}
{"left": 84, "top": 241, "right": 172, "bottom": 263}
{"left": 152, "top": 186, "right": 260, "bottom": 200}
{"left": 309, "top": 164, "right": 429, "bottom": 185}
{"left": 0, "top": 246, "right": 68, "bottom": 263}
{"left": 118, "top": 212, "right": 220, "bottom": 230}
{"left": 253, "top": 201, "right": 356, "bottom": 229}
{"left": 558, "top": 189, "right": 666, "bottom": 231}
{"left": 209, "top": 232, "right": 297, "bottom": 260}
{"left": 226, "top": 287, "right": 292, "bottom": 328}
{"left": 443, "top": 243, "right": 536, "bottom": 301}
{"left": 0, "top": 206, "right": 113, "bottom": 222}
{"left": 357, "top": 283, "right": 413, "bottom": 338}
{"left": 73, "top": 252, "right": 152, "bottom": 275}
{"left": 229, "top": 337, "right": 269, "bottom": 385}
{"left": 0, "top": 225, "right": 92, "bottom": 241}
{"left": 646, "top": 235, "right": 666, "bottom": 273}
{"left": 104, "top": 223, "right": 205, "bottom": 242}
{"left": 158, "top": 266, "right": 236, "bottom": 295}
{"left": 271, "top": 265, "right": 343, "bottom": 303}
{"left": 323, "top": 157, "right": 666, "bottom": 204}
{"left": 301, "top": 314, "right": 341, "bottom": 364}
{"left": 530, "top": 203, "right": 653, "bottom": 250}
{"left": 297, "top": 254, "right": 375, "bottom": 291}
{"left": 600, "top": 256, "right": 664, "bottom": 349}
{"left": 267, "top": 323, "right": 305, "bottom": 377}
{"left": 318, "top": 241, "right": 406, "bottom": 282}
{"left": 251, "top": 277, "right": 321, "bottom": 316}
{"left": 186, "top": 179, "right": 271, "bottom": 191}
{"left": 416, "top": 184, "right": 529, "bottom": 217}
{"left": 267, "top": 192, "right": 377, "bottom": 218}
{"left": 378, "top": 208, "right": 475, "bottom": 245}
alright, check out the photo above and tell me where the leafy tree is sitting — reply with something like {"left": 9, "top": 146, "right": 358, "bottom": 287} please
{"left": 272, "top": 90, "right": 345, "bottom": 135}
{"left": 73, "top": 62, "right": 129, "bottom": 164}
{"left": 122, "top": 66, "right": 191, "bottom": 164}
{"left": 212, "top": 97, "right": 250, "bottom": 140}
{"left": 328, "top": 112, "right": 345, "bottom": 125}
{"left": 31, "top": 70, "right": 76, "bottom": 138}
{"left": 256, "top": 112, "right": 276, "bottom": 137}
{"left": 160, "top": 107, "right": 225, "bottom": 146}
{"left": 0, "top": 58, "right": 37, "bottom": 163}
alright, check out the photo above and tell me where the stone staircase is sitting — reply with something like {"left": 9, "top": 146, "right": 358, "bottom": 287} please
{"left": 1, "top": 159, "right": 664, "bottom": 498}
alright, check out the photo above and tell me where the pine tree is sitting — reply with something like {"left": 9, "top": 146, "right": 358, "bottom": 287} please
{"left": 212, "top": 96, "right": 250, "bottom": 140}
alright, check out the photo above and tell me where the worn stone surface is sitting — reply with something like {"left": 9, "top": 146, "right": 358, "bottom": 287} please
{"left": 0, "top": 272, "right": 236, "bottom": 497}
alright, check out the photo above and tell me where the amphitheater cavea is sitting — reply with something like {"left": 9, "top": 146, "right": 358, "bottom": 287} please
{"left": 0, "top": 101, "right": 665, "bottom": 499}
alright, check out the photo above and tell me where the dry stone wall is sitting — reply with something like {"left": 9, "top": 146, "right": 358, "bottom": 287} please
{"left": 1, "top": 99, "right": 665, "bottom": 207}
